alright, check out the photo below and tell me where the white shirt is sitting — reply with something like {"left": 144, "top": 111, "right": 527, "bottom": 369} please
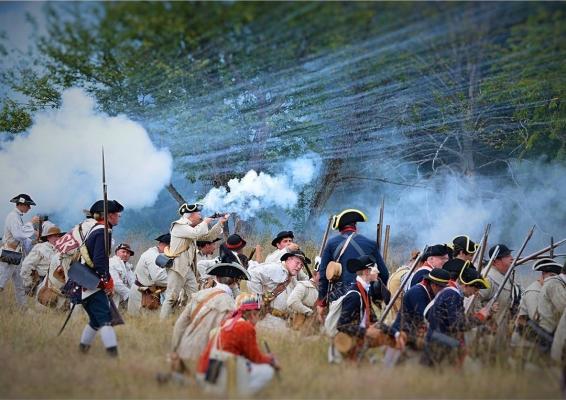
{"left": 109, "top": 255, "right": 134, "bottom": 302}
{"left": 2, "top": 208, "right": 35, "bottom": 254}
{"left": 133, "top": 246, "right": 168, "bottom": 287}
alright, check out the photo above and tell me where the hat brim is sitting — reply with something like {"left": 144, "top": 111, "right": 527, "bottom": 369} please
{"left": 40, "top": 231, "right": 66, "bottom": 241}
{"left": 424, "top": 275, "right": 449, "bottom": 287}
{"left": 280, "top": 252, "right": 311, "bottom": 265}
{"left": 226, "top": 239, "right": 246, "bottom": 251}
{"left": 206, "top": 262, "right": 251, "bottom": 280}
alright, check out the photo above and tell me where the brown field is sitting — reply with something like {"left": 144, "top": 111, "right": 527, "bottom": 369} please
{"left": 0, "top": 281, "right": 562, "bottom": 400}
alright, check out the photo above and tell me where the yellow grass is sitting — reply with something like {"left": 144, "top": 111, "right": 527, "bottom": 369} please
{"left": 0, "top": 281, "right": 562, "bottom": 399}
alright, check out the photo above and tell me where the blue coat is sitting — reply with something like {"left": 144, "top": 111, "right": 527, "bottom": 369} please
{"left": 85, "top": 227, "right": 111, "bottom": 281}
{"left": 318, "top": 232, "right": 389, "bottom": 302}
{"left": 391, "top": 282, "right": 433, "bottom": 337}
{"left": 425, "top": 286, "right": 465, "bottom": 341}
{"left": 337, "top": 282, "right": 377, "bottom": 338}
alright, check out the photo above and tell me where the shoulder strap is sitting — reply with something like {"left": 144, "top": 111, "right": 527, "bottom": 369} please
{"left": 333, "top": 233, "right": 356, "bottom": 262}
{"left": 349, "top": 237, "right": 366, "bottom": 257}
{"left": 190, "top": 290, "right": 225, "bottom": 322}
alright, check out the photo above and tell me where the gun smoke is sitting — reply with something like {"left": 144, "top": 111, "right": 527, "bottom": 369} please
{"left": 0, "top": 88, "right": 173, "bottom": 227}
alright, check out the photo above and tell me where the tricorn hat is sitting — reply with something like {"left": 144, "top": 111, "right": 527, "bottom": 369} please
{"left": 178, "top": 202, "right": 203, "bottom": 216}
{"left": 489, "top": 244, "right": 512, "bottom": 259}
{"left": 225, "top": 234, "right": 246, "bottom": 251}
{"left": 89, "top": 200, "right": 124, "bottom": 214}
{"left": 423, "top": 268, "right": 451, "bottom": 287}
{"left": 452, "top": 235, "right": 479, "bottom": 254}
{"left": 10, "top": 193, "right": 36, "bottom": 206}
{"left": 443, "top": 258, "right": 475, "bottom": 280}
{"left": 331, "top": 209, "right": 368, "bottom": 230}
{"left": 281, "top": 250, "right": 311, "bottom": 265}
{"left": 206, "top": 262, "right": 251, "bottom": 280}
{"left": 459, "top": 264, "right": 490, "bottom": 289}
{"left": 115, "top": 243, "right": 134, "bottom": 256}
{"left": 423, "top": 244, "right": 450, "bottom": 259}
{"left": 154, "top": 233, "right": 171, "bottom": 244}
{"left": 271, "top": 231, "right": 294, "bottom": 247}
{"left": 533, "top": 258, "right": 562, "bottom": 274}
{"left": 347, "top": 255, "right": 376, "bottom": 273}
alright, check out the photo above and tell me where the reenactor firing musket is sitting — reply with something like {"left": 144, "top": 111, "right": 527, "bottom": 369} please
{"left": 486, "top": 226, "right": 535, "bottom": 311}
{"left": 465, "top": 245, "right": 500, "bottom": 316}
{"left": 515, "top": 237, "right": 566, "bottom": 266}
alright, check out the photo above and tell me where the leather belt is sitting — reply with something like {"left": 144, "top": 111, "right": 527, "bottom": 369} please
{"left": 270, "top": 309, "right": 289, "bottom": 319}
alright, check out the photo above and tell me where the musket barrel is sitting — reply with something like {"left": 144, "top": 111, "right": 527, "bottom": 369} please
{"left": 476, "top": 223, "right": 491, "bottom": 273}
{"left": 515, "top": 238, "right": 566, "bottom": 266}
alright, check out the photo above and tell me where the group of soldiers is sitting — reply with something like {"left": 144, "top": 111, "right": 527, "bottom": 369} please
{"left": 1, "top": 194, "right": 565, "bottom": 395}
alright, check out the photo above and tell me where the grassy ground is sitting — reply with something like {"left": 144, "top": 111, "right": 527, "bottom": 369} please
{"left": 0, "top": 282, "right": 562, "bottom": 399}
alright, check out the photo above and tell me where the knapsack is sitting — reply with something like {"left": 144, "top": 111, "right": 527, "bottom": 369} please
{"left": 323, "top": 289, "right": 362, "bottom": 337}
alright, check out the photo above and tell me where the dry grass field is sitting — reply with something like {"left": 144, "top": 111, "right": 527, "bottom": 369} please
{"left": 0, "top": 281, "right": 563, "bottom": 400}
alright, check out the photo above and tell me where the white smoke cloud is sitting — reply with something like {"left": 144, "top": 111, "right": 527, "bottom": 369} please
{"left": 0, "top": 88, "right": 173, "bottom": 227}
{"left": 201, "top": 153, "right": 320, "bottom": 219}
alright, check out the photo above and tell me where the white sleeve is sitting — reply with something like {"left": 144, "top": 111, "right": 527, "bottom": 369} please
{"left": 247, "top": 270, "right": 265, "bottom": 295}
{"left": 147, "top": 258, "right": 168, "bottom": 286}
{"left": 6, "top": 212, "right": 35, "bottom": 242}
{"left": 109, "top": 261, "right": 130, "bottom": 300}
{"left": 20, "top": 246, "right": 41, "bottom": 287}
{"left": 286, "top": 284, "right": 312, "bottom": 314}
{"left": 170, "top": 220, "right": 209, "bottom": 240}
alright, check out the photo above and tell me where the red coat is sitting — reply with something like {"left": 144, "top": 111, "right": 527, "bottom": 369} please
{"left": 197, "top": 318, "right": 272, "bottom": 374}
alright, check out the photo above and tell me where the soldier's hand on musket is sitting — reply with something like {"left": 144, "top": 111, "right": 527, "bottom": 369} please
{"left": 395, "top": 331, "right": 407, "bottom": 351}
{"left": 314, "top": 256, "right": 322, "bottom": 271}
{"left": 218, "top": 213, "right": 230, "bottom": 224}
{"left": 287, "top": 242, "right": 299, "bottom": 252}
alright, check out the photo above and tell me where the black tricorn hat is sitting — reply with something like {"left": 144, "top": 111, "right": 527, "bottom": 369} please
{"left": 281, "top": 250, "right": 311, "bottom": 265}
{"left": 442, "top": 258, "right": 475, "bottom": 280}
{"left": 206, "top": 262, "right": 251, "bottom": 280}
{"left": 423, "top": 244, "right": 450, "bottom": 259}
{"left": 331, "top": 209, "right": 368, "bottom": 230}
{"left": 489, "top": 244, "right": 512, "bottom": 259}
{"left": 423, "top": 268, "right": 451, "bottom": 287}
{"left": 10, "top": 193, "right": 36, "bottom": 206}
{"left": 347, "top": 254, "right": 376, "bottom": 273}
{"left": 225, "top": 234, "right": 246, "bottom": 251}
{"left": 533, "top": 258, "right": 562, "bottom": 274}
{"left": 271, "top": 231, "right": 294, "bottom": 247}
{"left": 178, "top": 202, "right": 203, "bottom": 216}
{"left": 459, "top": 265, "right": 490, "bottom": 289}
{"left": 115, "top": 243, "right": 134, "bottom": 256}
{"left": 89, "top": 200, "right": 124, "bottom": 214}
{"left": 154, "top": 233, "right": 171, "bottom": 244}
{"left": 197, "top": 237, "right": 221, "bottom": 247}
{"left": 452, "top": 235, "right": 478, "bottom": 254}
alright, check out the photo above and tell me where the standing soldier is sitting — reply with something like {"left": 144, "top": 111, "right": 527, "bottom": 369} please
{"left": 127, "top": 234, "right": 169, "bottom": 315}
{"left": 78, "top": 199, "right": 124, "bottom": 357}
{"left": 316, "top": 209, "right": 389, "bottom": 322}
{"left": 20, "top": 223, "right": 64, "bottom": 295}
{"left": 264, "top": 231, "right": 299, "bottom": 264}
{"left": 0, "top": 194, "right": 39, "bottom": 307}
{"left": 109, "top": 243, "right": 135, "bottom": 308}
{"left": 477, "top": 244, "right": 521, "bottom": 344}
{"left": 160, "top": 203, "right": 228, "bottom": 320}
{"left": 536, "top": 261, "right": 566, "bottom": 351}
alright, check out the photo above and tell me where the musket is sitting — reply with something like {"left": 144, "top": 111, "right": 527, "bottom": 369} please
{"left": 515, "top": 238, "right": 566, "bottom": 266}
{"left": 465, "top": 245, "right": 500, "bottom": 316}
{"left": 102, "top": 147, "right": 110, "bottom": 257}
{"left": 471, "top": 224, "right": 490, "bottom": 268}
{"left": 376, "top": 198, "right": 384, "bottom": 253}
{"left": 315, "top": 217, "right": 332, "bottom": 271}
{"left": 476, "top": 223, "right": 491, "bottom": 274}
{"left": 57, "top": 303, "right": 76, "bottom": 336}
{"left": 356, "top": 245, "right": 428, "bottom": 363}
{"left": 550, "top": 237, "right": 554, "bottom": 258}
{"left": 383, "top": 225, "right": 391, "bottom": 263}
{"left": 486, "top": 226, "right": 535, "bottom": 311}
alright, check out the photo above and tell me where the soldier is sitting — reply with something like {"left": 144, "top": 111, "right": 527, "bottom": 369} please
{"left": 287, "top": 269, "right": 319, "bottom": 332}
{"left": 264, "top": 231, "right": 299, "bottom": 264}
{"left": 422, "top": 264, "right": 492, "bottom": 367}
{"left": 477, "top": 244, "right": 521, "bottom": 344}
{"left": 408, "top": 244, "right": 450, "bottom": 287}
{"left": 385, "top": 249, "right": 422, "bottom": 324}
{"left": 513, "top": 258, "right": 562, "bottom": 347}
{"left": 169, "top": 262, "right": 249, "bottom": 375}
{"left": 536, "top": 261, "right": 566, "bottom": 349}
{"left": 78, "top": 199, "right": 124, "bottom": 357}
{"left": 197, "top": 293, "right": 279, "bottom": 396}
{"left": 390, "top": 268, "right": 451, "bottom": 359}
{"left": 160, "top": 203, "right": 228, "bottom": 320}
{"left": 109, "top": 243, "right": 135, "bottom": 308}
{"left": 247, "top": 250, "right": 311, "bottom": 330}
{"left": 451, "top": 235, "right": 478, "bottom": 262}
{"left": 20, "top": 223, "right": 64, "bottom": 295}
{"left": 218, "top": 234, "right": 248, "bottom": 268}
{"left": 316, "top": 209, "right": 389, "bottom": 322}
{"left": 1, "top": 194, "right": 39, "bottom": 307}
{"left": 127, "top": 234, "right": 169, "bottom": 315}
{"left": 196, "top": 238, "right": 221, "bottom": 288}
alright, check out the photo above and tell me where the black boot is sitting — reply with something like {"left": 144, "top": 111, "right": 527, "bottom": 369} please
{"left": 79, "top": 343, "right": 91, "bottom": 354}
{"left": 106, "top": 346, "right": 118, "bottom": 357}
